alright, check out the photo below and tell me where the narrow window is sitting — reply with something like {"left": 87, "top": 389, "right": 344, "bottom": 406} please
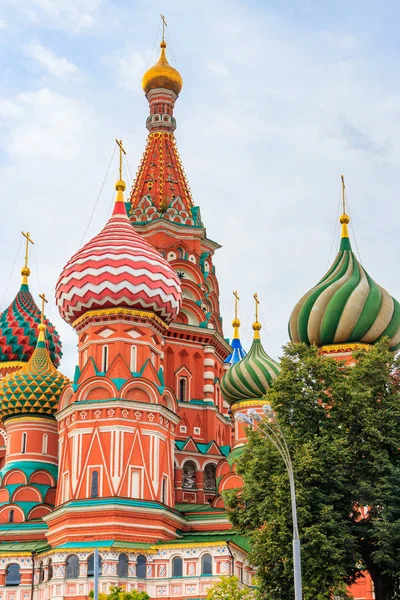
{"left": 151, "top": 351, "right": 156, "bottom": 367}
{"left": 136, "top": 555, "right": 146, "bottom": 579}
{"left": 130, "top": 345, "right": 137, "bottom": 372}
{"left": 179, "top": 377, "right": 187, "bottom": 402}
{"left": 8, "top": 509, "right": 14, "bottom": 523}
{"left": 87, "top": 553, "right": 102, "bottom": 577}
{"left": 118, "top": 554, "right": 129, "bottom": 578}
{"left": 204, "top": 464, "right": 217, "bottom": 491}
{"left": 172, "top": 556, "right": 183, "bottom": 577}
{"left": 6, "top": 564, "right": 20, "bottom": 586}
{"left": 42, "top": 434, "right": 48, "bottom": 456}
{"left": 21, "top": 432, "right": 27, "bottom": 454}
{"left": 201, "top": 554, "right": 212, "bottom": 575}
{"left": 83, "top": 349, "right": 88, "bottom": 365}
{"left": 161, "top": 476, "right": 168, "bottom": 504}
{"left": 102, "top": 345, "right": 108, "bottom": 372}
{"left": 48, "top": 559, "right": 53, "bottom": 581}
{"left": 131, "top": 470, "right": 140, "bottom": 498}
{"left": 90, "top": 471, "right": 99, "bottom": 498}
{"left": 66, "top": 555, "right": 79, "bottom": 579}
{"left": 39, "top": 562, "right": 44, "bottom": 584}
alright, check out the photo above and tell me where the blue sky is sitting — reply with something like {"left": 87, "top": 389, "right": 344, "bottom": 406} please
{"left": 1, "top": 0, "right": 400, "bottom": 377}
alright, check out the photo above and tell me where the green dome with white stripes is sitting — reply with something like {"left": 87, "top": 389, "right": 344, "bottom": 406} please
{"left": 220, "top": 323, "right": 280, "bottom": 405}
{"left": 289, "top": 212, "right": 400, "bottom": 351}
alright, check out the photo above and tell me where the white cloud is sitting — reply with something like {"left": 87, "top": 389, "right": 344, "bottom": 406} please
{"left": 206, "top": 59, "right": 230, "bottom": 76}
{"left": 103, "top": 47, "right": 149, "bottom": 93}
{"left": 25, "top": 42, "right": 79, "bottom": 80}
{"left": 8, "top": 0, "right": 100, "bottom": 32}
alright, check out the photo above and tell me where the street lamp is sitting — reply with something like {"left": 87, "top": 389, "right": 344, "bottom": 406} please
{"left": 235, "top": 407, "right": 303, "bottom": 600}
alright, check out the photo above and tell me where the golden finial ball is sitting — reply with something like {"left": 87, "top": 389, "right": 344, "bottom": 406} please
{"left": 115, "top": 179, "right": 126, "bottom": 191}
{"left": 232, "top": 318, "right": 241, "bottom": 328}
{"left": 38, "top": 323, "right": 46, "bottom": 332}
{"left": 21, "top": 267, "right": 30, "bottom": 277}
{"left": 340, "top": 213, "right": 350, "bottom": 224}
{"left": 252, "top": 321, "right": 262, "bottom": 331}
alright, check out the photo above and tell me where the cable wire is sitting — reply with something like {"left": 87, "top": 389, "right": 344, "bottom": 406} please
{"left": 165, "top": 26, "right": 179, "bottom": 68}
{"left": 31, "top": 245, "right": 42, "bottom": 296}
{"left": 0, "top": 238, "right": 23, "bottom": 311}
{"left": 146, "top": 20, "right": 161, "bottom": 68}
{"left": 79, "top": 143, "right": 117, "bottom": 248}
{"left": 325, "top": 193, "right": 341, "bottom": 271}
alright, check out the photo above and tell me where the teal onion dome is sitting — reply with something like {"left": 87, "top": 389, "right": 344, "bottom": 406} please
{"left": 289, "top": 213, "right": 400, "bottom": 352}
{"left": 220, "top": 323, "right": 280, "bottom": 405}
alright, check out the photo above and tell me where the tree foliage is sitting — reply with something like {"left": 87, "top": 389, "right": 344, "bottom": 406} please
{"left": 89, "top": 586, "right": 150, "bottom": 600}
{"left": 206, "top": 576, "right": 253, "bottom": 599}
{"left": 224, "top": 340, "right": 400, "bottom": 600}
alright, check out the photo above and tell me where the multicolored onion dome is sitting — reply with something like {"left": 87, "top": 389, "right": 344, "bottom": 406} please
{"left": 142, "top": 41, "right": 183, "bottom": 96}
{"left": 225, "top": 318, "right": 247, "bottom": 364}
{"left": 0, "top": 283, "right": 62, "bottom": 367}
{"left": 0, "top": 324, "right": 69, "bottom": 419}
{"left": 55, "top": 179, "right": 182, "bottom": 326}
{"left": 221, "top": 322, "right": 280, "bottom": 405}
{"left": 289, "top": 213, "right": 400, "bottom": 351}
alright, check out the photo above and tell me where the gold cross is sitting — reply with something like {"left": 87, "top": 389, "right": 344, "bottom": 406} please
{"left": 253, "top": 292, "right": 260, "bottom": 323}
{"left": 21, "top": 231, "right": 34, "bottom": 270}
{"left": 341, "top": 174, "right": 346, "bottom": 214}
{"left": 160, "top": 13, "right": 167, "bottom": 41}
{"left": 38, "top": 292, "right": 48, "bottom": 323}
{"left": 233, "top": 291, "right": 240, "bottom": 320}
{"left": 115, "top": 139, "right": 126, "bottom": 181}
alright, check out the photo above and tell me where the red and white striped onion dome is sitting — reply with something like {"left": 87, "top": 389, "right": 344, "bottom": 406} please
{"left": 55, "top": 179, "right": 182, "bottom": 326}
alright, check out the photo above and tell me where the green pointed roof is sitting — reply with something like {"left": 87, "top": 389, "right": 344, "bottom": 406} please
{"left": 289, "top": 212, "right": 400, "bottom": 351}
{"left": 220, "top": 323, "right": 280, "bottom": 405}
{"left": 0, "top": 324, "right": 69, "bottom": 419}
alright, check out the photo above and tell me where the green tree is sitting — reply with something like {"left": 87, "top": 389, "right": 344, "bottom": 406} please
{"left": 89, "top": 586, "right": 150, "bottom": 600}
{"left": 206, "top": 576, "right": 253, "bottom": 599}
{"left": 224, "top": 341, "right": 400, "bottom": 600}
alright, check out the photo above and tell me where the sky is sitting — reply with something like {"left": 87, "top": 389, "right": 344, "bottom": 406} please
{"left": 1, "top": 0, "right": 400, "bottom": 378}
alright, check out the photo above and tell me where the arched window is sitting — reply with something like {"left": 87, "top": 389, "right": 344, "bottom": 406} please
{"left": 65, "top": 554, "right": 79, "bottom": 579}
{"left": 204, "top": 463, "right": 216, "bottom": 491}
{"left": 161, "top": 476, "right": 168, "bottom": 504}
{"left": 42, "top": 434, "right": 48, "bottom": 455}
{"left": 102, "top": 345, "right": 108, "bottom": 372}
{"left": 179, "top": 377, "right": 187, "bottom": 402}
{"left": 90, "top": 471, "right": 99, "bottom": 498}
{"left": 87, "top": 553, "right": 102, "bottom": 577}
{"left": 48, "top": 559, "right": 53, "bottom": 581}
{"left": 182, "top": 460, "right": 196, "bottom": 489}
{"left": 201, "top": 553, "right": 212, "bottom": 575}
{"left": 136, "top": 555, "right": 146, "bottom": 579}
{"left": 172, "top": 556, "right": 183, "bottom": 577}
{"left": 21, "top": 432, "right": 27, "bottom": 454}
{"left": 130, "top": 346, "right": 137, "bottom": 372}
{"left": 38, "top": 561, "right": 44, "bottom": 584}
{"left": 8, "top": 509, "right": 14, "bottom": 523}
{"left": 6, "top": 563, "right": 20, "bottom": 586}
{"left": 118, "top": 553, "right": 129, "bottom": 578}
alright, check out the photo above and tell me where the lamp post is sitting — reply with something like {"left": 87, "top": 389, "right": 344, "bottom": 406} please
{"left": 235, "top": 406, "right": 303, "bottom": 600}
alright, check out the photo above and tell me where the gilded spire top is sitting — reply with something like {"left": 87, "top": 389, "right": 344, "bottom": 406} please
{"left": 253, "top": 292, "right": 261, "bottom": 340}
{"left": 232, "top": 291, "right": 241, "bottom": 339}
{"left": 113, "top": 139, "right": 127, "bottom": 216}
{"left": 340, "top": 175, "right": 350, "bottom": 239}
{"left": 142, "top": 19, "right": 183, "bottom": 96}
{"left": 38, "top": 292, "right": 48, "bottom": 345}
{"left": 21, "top": 231, "right": 34, "bottom": 285}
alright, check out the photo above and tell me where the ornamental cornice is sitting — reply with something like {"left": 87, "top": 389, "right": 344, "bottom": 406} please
{"left": 318, "top": 342, "right": 372, "bottom": 354}
{"left": 151, "top": 541, "right": 226, "bottom": 550}
{"left": 231, "top": 400, "right": 269, "bottom": 410}
{"left": 72, "top": 308, "right": 168, "bottom": 332}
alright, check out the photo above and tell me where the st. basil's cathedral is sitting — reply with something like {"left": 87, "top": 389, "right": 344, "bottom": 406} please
{"left": 0, "top": 26, "right": 398, "bottom": 600}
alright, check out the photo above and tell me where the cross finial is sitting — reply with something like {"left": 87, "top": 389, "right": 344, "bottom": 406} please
{"left": 253, "top": 292, "right": 260, "bottom": 322}
{"left": 115, "top": 139, "right": 126, "bottom": 181}
{"left": 38, "top": 292, "right": 48, "bottom": 323}
{"left": 160, "top": 14, "right": 167, "bottom": 42}
{"left": 21, "top": 231, "right": 34, "bottom": 285}
{"left": 341, "top": 174, "right": 346, "bottom": 214}
{"left": 233, "top": 291, "right": 240, "bottom": 321}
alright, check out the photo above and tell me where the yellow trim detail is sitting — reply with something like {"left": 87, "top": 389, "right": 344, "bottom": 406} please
{"left": 151, "top": 541, "right": 225, "bottom": 550}
{"left": 72, "top": 307, "right": 168, "bottom": 330}
{"left": 231, "top": 400, "right": 268, "bottom": 410}
{"left": 319, "top": 343, "right": 371, "bottom": 354}
{"left": 0, "top": 361, "right": 25, "bottom": 369}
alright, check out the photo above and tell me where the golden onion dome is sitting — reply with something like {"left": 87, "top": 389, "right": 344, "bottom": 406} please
{"left": 142, "top": 41, "right": 183, "bottom": 96}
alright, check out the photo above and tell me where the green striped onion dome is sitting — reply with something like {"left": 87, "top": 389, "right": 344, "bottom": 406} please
{"left": 220, "top": 324, "right": 280, "bottom": 405}
{"left": 0, "top": 324, "right": 69, "bottom": 420}
{"left": 289, "top": 214, "right": 400, "bottom": 351}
